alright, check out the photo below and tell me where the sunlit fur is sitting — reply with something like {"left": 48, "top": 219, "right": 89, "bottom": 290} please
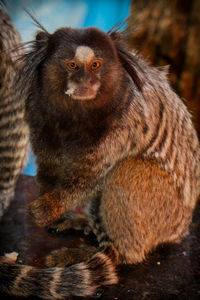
{"left": 0, "top": 18, "right": 200, "bottom": 299}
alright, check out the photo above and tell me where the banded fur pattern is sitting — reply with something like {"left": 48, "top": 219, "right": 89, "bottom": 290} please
{"left": 0, "top": 246, "right": 118, "bottom": 299}
{"left": 138, "top": 63, "right": 200, "bottom": 209}
{"left": 112, "top": 44, "right": 200, "bottom": 209}
{"left": 0, "top": 8, "right": 28, "bottom": 218}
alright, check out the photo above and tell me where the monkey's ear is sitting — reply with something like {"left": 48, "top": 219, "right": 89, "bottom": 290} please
{"left": 36, "top": 31, "right": 49, "bottom": 42}
{"left": 35, "top": 30, "right": 50, "bottom": 51}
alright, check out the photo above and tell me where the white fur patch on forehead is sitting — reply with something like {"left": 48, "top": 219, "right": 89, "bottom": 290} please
{"left": 75, "top": 46, "right": 95, "bottom": 63}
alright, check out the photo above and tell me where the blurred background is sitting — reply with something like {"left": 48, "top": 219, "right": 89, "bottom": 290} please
{"left": 6, "top": 0, "right": 132, "bottom": 176}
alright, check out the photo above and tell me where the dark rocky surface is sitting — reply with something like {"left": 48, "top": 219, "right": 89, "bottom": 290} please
{"left": 0, "top": 175, "right": 200, "bottom": 299}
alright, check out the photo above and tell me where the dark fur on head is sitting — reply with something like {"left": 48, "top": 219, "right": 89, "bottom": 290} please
{"left": 17, "top": 16, "right": 143, "bottom": 106}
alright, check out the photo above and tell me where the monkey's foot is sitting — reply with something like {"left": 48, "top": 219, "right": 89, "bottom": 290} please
{"left": 45, "top": 246, "right": 98, "bottom": 267}
{"left": 47, "top": 211, "right": 92, "bottom": 235}
{"left": 29, "top": 192, "right": 66, "bottom": 227}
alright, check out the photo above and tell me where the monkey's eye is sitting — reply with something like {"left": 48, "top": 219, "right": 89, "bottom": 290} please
{"left": 67, "top": 61, "right": 79, "bottom": 70}
{"left": 91, "top": 60, "right": 102, "bottom": 71}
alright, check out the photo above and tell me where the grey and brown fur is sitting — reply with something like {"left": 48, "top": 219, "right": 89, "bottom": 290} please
{"left": 0, "top": 6, "right": 28, "bottom": 219}
{"left": 0, "top": 19, "right": 200, "bottom": 299}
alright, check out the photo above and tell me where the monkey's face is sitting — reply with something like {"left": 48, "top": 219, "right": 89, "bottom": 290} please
{"left": 40, "top": 27, "right": 121, "bottom": 107}
{"left": 64, "top": 45, "right": 102, "bottom": 101}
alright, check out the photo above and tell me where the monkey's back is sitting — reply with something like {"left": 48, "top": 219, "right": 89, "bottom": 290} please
{"left": 0, "top": 8, "right": 28, "bottom": 218}
{"left": 130, "top": 59, "right": 200, "bottom": 209}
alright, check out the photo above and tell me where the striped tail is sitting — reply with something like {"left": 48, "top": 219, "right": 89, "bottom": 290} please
{"left": 0, "top": 246, "right": 119, "bottom": 299}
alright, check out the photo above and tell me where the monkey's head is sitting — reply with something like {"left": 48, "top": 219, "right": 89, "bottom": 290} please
{"left": 23, "top": 25, "right": 143, "bottom": 112}
{"left": 36, "top": 27, "right": 125, "bottom": 109}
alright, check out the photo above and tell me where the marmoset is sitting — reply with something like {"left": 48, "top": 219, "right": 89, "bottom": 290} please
{"left": 0, "top": 5, "right": 28, "bottom": 219}
{"left": 0, "top": 20, "right": 200, "bottom": 299}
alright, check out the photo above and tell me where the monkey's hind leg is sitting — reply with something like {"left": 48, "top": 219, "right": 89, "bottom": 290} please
{"left": 45, "top": 245, "right": 98, "bottom": 267}
{"left": 99, "top": 157, "right": 193, "bottom": 264}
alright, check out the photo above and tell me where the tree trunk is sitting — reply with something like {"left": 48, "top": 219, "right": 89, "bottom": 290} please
{"left": 128, "top": 0, "right": 200, "bottom": 137}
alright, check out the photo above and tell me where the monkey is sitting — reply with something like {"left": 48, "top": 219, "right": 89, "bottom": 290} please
{"left": 0, "top": 4, "right": 28, "bottom": 219}
{"left": 0, "top": 19, "right": 200, "bottom": 299}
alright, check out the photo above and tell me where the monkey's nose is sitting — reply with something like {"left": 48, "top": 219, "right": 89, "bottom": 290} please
{"left": 74, "top": 75, "right": 92, "bottom": 85}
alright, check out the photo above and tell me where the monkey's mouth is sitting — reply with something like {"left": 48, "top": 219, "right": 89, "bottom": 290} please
{"left": 65, "top": 84, "right": 100, "bottom": 101}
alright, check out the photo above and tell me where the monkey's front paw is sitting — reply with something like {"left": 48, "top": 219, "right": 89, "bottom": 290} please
{"left": 47, "top": 211, "right": 92, "bottom": 234}
{"left": 30, "top": 193, "right": 66, "bottom": 227}
{"left": 30, "top": 198, "right": 51, "bottom": 227}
